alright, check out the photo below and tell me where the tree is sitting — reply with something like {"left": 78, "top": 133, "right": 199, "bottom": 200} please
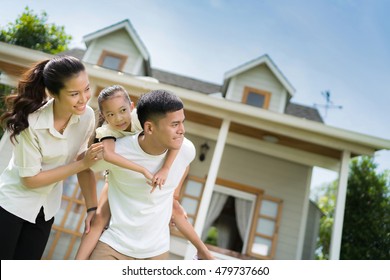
{"left": 314, "top": 181, "right": 337, "bottom": 260}
{"left": 0, "top": 7, "right": 72, "bottom": 139}
{"left": 341, "top": 156, "right": 390, "bottom": 259}
{"left": 0, "top": 6, "right": 72, "bottom": 54}
{"left": 315, "top": 156, "right": 390, "bottom": 259}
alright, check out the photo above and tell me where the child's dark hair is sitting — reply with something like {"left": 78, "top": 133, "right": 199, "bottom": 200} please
{"left": 136, "top": 89, "right": 183, "bottom": 129}
{"left": 0, "top": 55, "right": 85, "bottom": 143}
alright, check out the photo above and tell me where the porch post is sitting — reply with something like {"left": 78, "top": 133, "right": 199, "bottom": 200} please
{"left": 184, "top": 119, "right": 230, "bottom": 259}
{"left": 329, "top": 150, "right": 350, "bottom": 260}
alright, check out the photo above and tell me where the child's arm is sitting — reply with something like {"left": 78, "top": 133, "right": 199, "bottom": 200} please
{"left": 75, "top": 181, "right": 111, "bottom": 260}
{"left": 153, "top": 149, "right": 179, "bottom": 189}
{"left": 102, "top": 138, "right": 153, "bottom": 182}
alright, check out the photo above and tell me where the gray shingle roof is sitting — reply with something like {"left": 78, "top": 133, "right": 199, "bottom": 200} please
{"left": 285, "top": 103, "right": 324, "bottom": 123}
{"left": 59, "top": 48, "right": 86, "bottom": 60}
{"left": 151, "top": 69, "right": 221, "bottom": 94}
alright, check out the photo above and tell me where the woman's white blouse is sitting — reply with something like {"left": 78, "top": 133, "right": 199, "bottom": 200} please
{"left": 0, "top": 99, "right": 95, "bottom": 223}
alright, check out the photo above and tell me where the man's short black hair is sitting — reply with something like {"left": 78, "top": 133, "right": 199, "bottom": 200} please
{"left": 136, "top": 89, "right": 184, "bottom": 129}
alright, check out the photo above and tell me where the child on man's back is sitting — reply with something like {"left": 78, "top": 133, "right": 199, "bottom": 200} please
{"left": 75, "top": 85, "right": 214, "bottom": 260}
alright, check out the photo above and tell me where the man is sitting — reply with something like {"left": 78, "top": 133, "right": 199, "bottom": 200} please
{"left": 89, "top": 89, "right": 195, "bottom": 259}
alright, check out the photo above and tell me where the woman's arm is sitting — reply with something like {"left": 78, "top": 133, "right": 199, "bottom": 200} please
{"left": 21, "top": 142, "right": 103, "bottom": 188}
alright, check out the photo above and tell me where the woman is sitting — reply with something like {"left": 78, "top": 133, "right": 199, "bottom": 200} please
{"left": 0, "top": 55, "right": 103, "bottom": 260}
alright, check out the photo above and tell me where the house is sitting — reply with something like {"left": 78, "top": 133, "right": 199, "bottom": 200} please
{"left": 1, "top": 19, "right": 390, "bottom": 260}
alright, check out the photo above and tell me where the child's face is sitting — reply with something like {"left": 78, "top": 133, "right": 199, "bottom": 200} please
{"left": 101, "top": 94, "right": 133, "bottom": 131}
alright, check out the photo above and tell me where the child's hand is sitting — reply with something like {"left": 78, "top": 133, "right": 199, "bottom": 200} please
{"left": 152, "top": 167, "right": 169, "bottom": 192}
{"left": 142, "top": 169, "right": 158, "bottom": 193}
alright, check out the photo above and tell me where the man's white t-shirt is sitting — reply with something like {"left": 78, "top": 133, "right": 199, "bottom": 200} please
{"left": 91, "top": 133, "right": 195, "bottom": 258}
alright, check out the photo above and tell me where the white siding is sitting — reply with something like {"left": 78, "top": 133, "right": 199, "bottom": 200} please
{"left": 83, "top": 29, "right": 146, "bottom": 76}
{"left": 302, "top": 201, "right": 322, "bottom": 259}
{"left": 225, "top": 64, "right": 288, "bottom": 113}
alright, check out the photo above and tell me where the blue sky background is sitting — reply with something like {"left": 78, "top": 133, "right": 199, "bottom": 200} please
{"left": 1, "top": 0, "right": 389, "bottom": 188}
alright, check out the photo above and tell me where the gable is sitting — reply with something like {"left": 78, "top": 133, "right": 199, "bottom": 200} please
{"left": 224, "top": 63, "right": 290, "bottom": 113}
{"left": 83, "top": 29, "right": 147, "bottom": 76}
{"left": 83, "top": 19, "right": 149, "bottom": 60}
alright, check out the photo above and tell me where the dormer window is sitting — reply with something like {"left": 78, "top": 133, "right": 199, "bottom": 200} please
{"left": 98, "top": 50, "right": 127, "bottom": 71}
{"left": 242, "top": 87, "right": 271, "bottom": 109}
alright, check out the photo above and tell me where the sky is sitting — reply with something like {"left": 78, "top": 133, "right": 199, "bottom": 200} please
{"left": 1, "top": 0, "right": 389, "bottom": 189}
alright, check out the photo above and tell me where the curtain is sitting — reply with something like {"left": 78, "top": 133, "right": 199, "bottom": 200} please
{"left": 201, "top": 192, "right": 228, "bottom": 240}
{"left": 215, "top": 213, "right": 236, "bottom": 248}
{"left": 235, "top": 198, "right": 252, "bottom": 241}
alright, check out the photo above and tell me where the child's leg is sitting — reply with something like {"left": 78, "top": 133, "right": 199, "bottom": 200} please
{"left": 75, "top": 182, "right": 111, "bottom": 260}
{"left": 172, "top": 200, "right": 215, "bottom": 260}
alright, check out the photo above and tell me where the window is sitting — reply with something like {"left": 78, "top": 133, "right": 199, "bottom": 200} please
{"left": 42, "top": 173, "right": 106, "bottom": 259}
{"left": 97, "top": 50, "right": 127, "bottom": 71}
{"left": 170, "top": 176, "right": 205, "bottom": 236}
{"left": 242, "top": 87, "right": 271, "bottom": 109}
{"left": 175, "top": 176, "right": 283, "bottom": 260}
{"left": 247, "top": 195, "right": 283, "bottom": 259}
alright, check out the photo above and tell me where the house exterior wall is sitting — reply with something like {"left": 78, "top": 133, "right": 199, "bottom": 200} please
{"left": 225, "top": 64, "right": 288, "bottom": 113}
{"left": 179, "top": 133, "right": 311, "bottom": 260}
{"left": 82, "top": 29, "right": 146, "bottom": 76}
{"left": 302, "top": 201, "right": 322, "bottom": 259}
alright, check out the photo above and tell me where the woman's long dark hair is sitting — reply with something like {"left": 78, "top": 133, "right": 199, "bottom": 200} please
{"left": 0, "top": 56, "right": 85, "bottom": 143}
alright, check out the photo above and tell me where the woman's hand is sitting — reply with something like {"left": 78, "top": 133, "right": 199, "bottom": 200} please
{"left": 82, "top": 143, "right": 104, "bottom": 167}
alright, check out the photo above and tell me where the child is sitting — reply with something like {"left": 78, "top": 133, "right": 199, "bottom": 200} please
{"left": 75, "top": 85, "right": 214, "bottom": 260}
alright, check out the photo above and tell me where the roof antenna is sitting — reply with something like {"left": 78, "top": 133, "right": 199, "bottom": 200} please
{"left": 314, "top": 90, "right": 343, "bottom": 119}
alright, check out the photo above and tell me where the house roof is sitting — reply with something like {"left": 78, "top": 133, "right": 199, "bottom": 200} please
{"left": 222, "top": 54, "right": 296, "bottom": 97}
{"left": 151, "top": 69, "right": 221, "bottom": 94}
{"left": 285, "top": 103, "right": 324, "bottom": 123}
{"left": 82, "top": 19, "right": 150, "bottom": 61}
{"left": 0, "top": 43, "right": 322, "bottom": 122}
{"left": 59, "top": 48, "right": 85, "bottom": 60}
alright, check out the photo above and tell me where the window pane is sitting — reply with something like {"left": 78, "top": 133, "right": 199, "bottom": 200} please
{"left": 63, "top": 176, "right": 77, "bottom": 197}
{"left": 55, "top": 200, "right": 68, "bottom": 226}
{"left": 102, "top": 56, "right": 121, "bottom": 70}
{"left": 246, "top": 92, "right": 265, "bottom": 107}
{"left": 184, "top": 180, "right": 203, "bottom": 197}
{"left": 251, "top": 236, "right": 272, "bottom": 256}
{"left": 187, "top": 217, "right": 194, "bottom": 225}
{"left": 181, "top": 197, "right": 198, "bottom": 215}
{"left": 259, "top": 200, "right": 278, "bottom": 217}
{"left": 256, "top": 218, "right": 275, "bottom": 236}
{"left": 64, "top": 203, "right": 84, "bottom": 232}
{"left": 52, "top": 233, "right": 72, "bottom": 260}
